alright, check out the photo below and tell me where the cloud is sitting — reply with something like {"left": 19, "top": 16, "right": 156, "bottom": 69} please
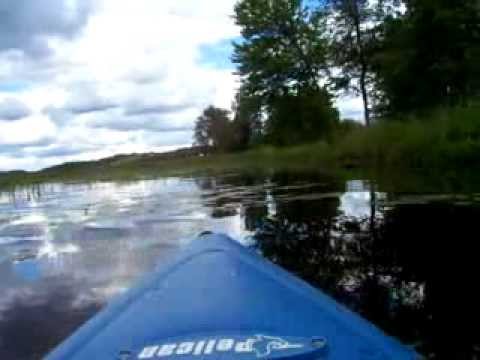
{"left": 0, "top": 0, "right": 94, "bottom": 57}
{"left": 23, "top": 143, "right": 100, "bottom": 158}
{"left": 0, "top": 0, "right": 242, "bottom": 170}
{"left": 141, "top": 131, "right": 193, "bottom": 148}
{"left": 0, "top": 0, "right": 364, "bottom": 171}
{"left": 125, "top": 68, "right": 168, "bottom": 85}
{"left": 65, "top": 94, "right": 118, "bottom": 115}
{"left": 337, "top": 96, "right": 364, "bottom": 121}
{"left": 0, "top": 116, "right": 56, "bottom": 148}
{"left": 42, "top": 82, "right": 118, "bottom": 126}
{"left": 124, "top": 100, "right": 194, "bottom": 116}
{"left": 42, "top": 106, "right": 73, "bottom": 126}
{"left": 67, "top": 98, "right": 117, "bottom": 115}
{"left": 0, "top": 136, "right": 55, "bottom": 156}
{"left": 88, "top": 111, "right": 194, "bottom": 133}
{"left": 0, "top": 98, "right": 32, "bottom": 120}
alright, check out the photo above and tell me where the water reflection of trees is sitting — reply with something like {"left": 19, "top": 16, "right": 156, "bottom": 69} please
{"left": 379, "top": 203, "right": 480, "bottom": 359}
{"left": 196, "top": 173, "right": 480, "bottom": 358}
{"left": 253, "top": 199, "right": 480, "bottom": 359}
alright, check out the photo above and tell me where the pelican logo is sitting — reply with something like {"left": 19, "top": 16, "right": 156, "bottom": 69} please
{"left": 137, "top": 334, "right": 307, "bottom": 359}
{"left": 249, "top": 335, "right": 304, "bottom": 358}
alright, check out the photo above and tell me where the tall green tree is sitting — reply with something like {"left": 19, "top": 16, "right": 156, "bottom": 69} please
{"left": 194, "top": 106, "right": 234, "bottom": 152}
{"left": 233, "top": 0, "right": 329, "bottom": 100}
{"left": 374, "top": 0, "right": 480, "bottom": 115}
{"left": 267, "top": 88, "right": 339, "bottom": 145}
{"left": 325, "top": 0, "right": 386, "bottom": 126}
{"left": 231, "top": 88, "right": 263, "bottom": 149}
{"left": 233, "top": 0, "right": 338, "bottom": 144}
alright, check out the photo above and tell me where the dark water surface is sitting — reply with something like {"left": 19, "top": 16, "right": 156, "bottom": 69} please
{"left": 0, "top": 172, "right": 479, "bottom": 359}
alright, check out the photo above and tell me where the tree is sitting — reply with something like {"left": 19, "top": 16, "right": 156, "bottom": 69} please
{"left": 373, "top": 0, "right": 480, "bottom": 115}
{"left": 266, "top": 88, "right": 339, "bottom": 145}
{"left": 194, "top": 106, "right": 234, "bottom": 152}
{"left": 231, "top": 88, "right": 263, "bottom": 149}
{"left": 325, "top": 0, "right": 383, "bottom": 126}
{"left": 233, "top": 0, "right": 338, "bottom": 144}
{"left": 233, "top": 0, "right": 329, "bottom": 101}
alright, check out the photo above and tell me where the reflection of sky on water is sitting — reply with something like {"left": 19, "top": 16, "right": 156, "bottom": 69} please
{"left": 340, "top": 180, "right": 385, "bottom": 218}
{"left": 0, "top": 175, "right": 479, "bottom": 358}
{"left": 0, "top": 178, "right": 379, "bottom": 285}
{"left": 0, "top": 176, "right": 387, "bottom": 358}
{"left": 12, "top": 259, "right": 41, "bottom": 282}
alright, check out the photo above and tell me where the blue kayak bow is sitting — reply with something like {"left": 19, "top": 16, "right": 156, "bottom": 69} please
{"left": 46, "top": 233, "right": 419, "bottom": 359}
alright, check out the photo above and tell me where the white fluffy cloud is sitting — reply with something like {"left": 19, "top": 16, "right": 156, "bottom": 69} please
{"left": 0, "top": 0, "right": 360, "bottom": 171}
{"left": 0, "top": 98, "right": 32, "bottom": 121}
{"left": 0, "top": 0, "right": 239, "bottom": 171}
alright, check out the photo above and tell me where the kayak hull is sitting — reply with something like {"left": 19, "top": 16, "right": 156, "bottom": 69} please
{"left": 46, "top": 233, "right": 418, "bottom": 359}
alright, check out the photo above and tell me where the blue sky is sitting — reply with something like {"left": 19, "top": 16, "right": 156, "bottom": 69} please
{"left": 0, "top": 0, "right": 240, "bottom": 171}
{"left": 0, "top": 0, "right": 360, "bottom": 171}
{"left": 0, "top": 81, "right": 30, "bottom": 93}
{"left": 199, "top": 39, "right": 237, "bottom": 70}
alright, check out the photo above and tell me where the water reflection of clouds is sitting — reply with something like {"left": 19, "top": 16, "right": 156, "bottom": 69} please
{"left": 0, "top": 176, "right": 251, "bottom": 285}
{"left": 212, "top": 205, "right": 251, "bottom": 241}
{"left": 0, "top": 176, "right": 322, "bottom": 358}
{"left": 0, "top": 280, "right": 103, "bottom": 359}
{"left": 2, "top": 175, "right": 473, "bottom": 359}
{"left": 340, "top": 191, "right": 372, "bottom": 218}
{"left": 340, "top": 180, "right": 385, "bottom": 218}
{"left": 37, "top": 242, "right": 80, "bottom": 260}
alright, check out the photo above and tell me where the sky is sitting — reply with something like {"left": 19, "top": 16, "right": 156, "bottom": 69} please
{"left": 0, "top": 0, "right": 363, "bottom": 171}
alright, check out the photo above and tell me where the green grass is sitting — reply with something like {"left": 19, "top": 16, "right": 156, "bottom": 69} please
{"left": 334, "top": 104, "right": 480, "bottom": 168}
{"left": 0, "top": 104, "right": 479, "bottom": 190}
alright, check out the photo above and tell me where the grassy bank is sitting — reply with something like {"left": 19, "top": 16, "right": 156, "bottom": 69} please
{"left": 233, "top": 103, "right": 480, "bottom": 170}
{"left": 0, "top": 104, "right": 479, "bottom": 189}
{"left": 334, "top": 104, "right": 480, "bottom": 169}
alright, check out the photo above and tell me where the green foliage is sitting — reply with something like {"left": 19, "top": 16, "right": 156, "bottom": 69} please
{"left": 230, "top": 0, "right": 479, "bottom": 150}
{"left": 194, "top": 106, "right": 234, "bottom": 152}
{"left": 233, "top": 0, "right": 339, "bottom": 145}
{"left": 266, "top": 88, "right": 339, "bottom": 145}
{"left": 373, "top": 0, "right": 480, "bottom": 115}
{"left": 231, "top": 87, "right": 263, "bottom": 150}
{"left": 325, "top": 0, "right": 379, "bottom": 125}
{"left": 333, "top": 118, "right": 364, "bottom": 140}
{"left": 1, "top": 104, "right": 479, "bottom": 190}
{"left": 233, "top": 0, "right": 328, "bottom": 99}
{"left": 335, "top": 103, "right": 480, "bottom": 167}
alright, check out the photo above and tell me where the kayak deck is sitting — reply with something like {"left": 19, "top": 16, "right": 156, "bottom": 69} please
{"left": 46, "top": 233, "right": 418, "bottom": 359}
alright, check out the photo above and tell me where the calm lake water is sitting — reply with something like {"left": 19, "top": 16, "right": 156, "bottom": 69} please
{"left": 0, "top": 171, "right": 479, "bottom": 359}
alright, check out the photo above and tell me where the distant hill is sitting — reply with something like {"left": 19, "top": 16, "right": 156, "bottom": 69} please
{"left": 0, "top": 146, "right": 210, "bottom": 188}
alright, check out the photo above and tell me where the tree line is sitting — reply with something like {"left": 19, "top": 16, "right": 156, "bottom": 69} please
{"left": 195, "top": 0, "right": 480, "bottom": 152}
